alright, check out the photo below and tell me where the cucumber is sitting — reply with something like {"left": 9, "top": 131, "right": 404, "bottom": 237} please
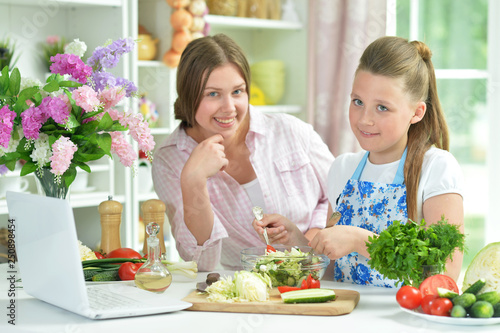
{"left": 450, "top": 305, "right": 467, "bottom": 318}
{"left": 84, "top": 269, "right": 102, "bottom": 281}
{"left": 476, "top": 291, "right": 500, "bottom": 306}
{"left": 91, "top": 270, "right": 120, "bottom": 282}
{"left": 452, "top": 293, "right": 476, "bottom": 309}
{"left": 463, "top": 278, "right": 486, "bottom": 295}
{"left": 470, "top": 301, "right": 494, "bottom": 318}
{"left": 281, "top": 288, "right": 336, "bottom": 304}
{"left": 437, "top": 287, "right": 459, "bottom": 300}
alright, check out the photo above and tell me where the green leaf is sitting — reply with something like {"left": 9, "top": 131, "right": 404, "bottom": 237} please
{"left": 8, "top": 67, "right": 21, "bottom": 96}
{"left": 109, "top": 123, "right": 127, "bottom": 131}
{"left": 63, "top": 167, "right": 77, "bottom": 187}
{"left": 59, "top": 80, "right": 82, "bottom": 88}
{"left": 77, "top": 152, "right": 106, "bottom": 161}
{"left": 65, "top": 114, "right": 80, "bottom": 129}
{"left": 96, "top": 133, "right": 112, "bottom": 156}
{"left": 97, "top": 112, "right": 113, "bottom": 131}
{"left": 74, "top": 161, "right": 91, "bottom": 173}
{"left": 43, "top": 80, "right": 60, "bottom": 92}
{"left": 0, "top": 66, "right": 9, "bottom": 94}
{"left": 4, "top": 159, "right": 17, "bottom": 171}
{"left": 20, "top": 161, "right": 38, "bottom": 176}
{"left": 16, "top": 86, "right": 41, "bottom": 108}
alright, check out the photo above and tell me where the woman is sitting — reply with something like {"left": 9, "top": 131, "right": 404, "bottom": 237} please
{"left": 152, "top": 34, "right": 333, "bottom": 271}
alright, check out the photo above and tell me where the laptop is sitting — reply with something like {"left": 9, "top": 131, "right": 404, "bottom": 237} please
{"left": 6, "top": 191, "right": 192, "bottom": 319}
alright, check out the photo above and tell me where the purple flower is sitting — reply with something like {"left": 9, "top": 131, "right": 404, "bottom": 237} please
{"left": 87, "top": 37, "right": 135, "bottom": 71}
{"left": 0, "top": 105, "right": 17, "bottom": 148}
{"left": 0, "top": 164, "right": 8, "bottom": 175}
{"left": 91, "top": 72, "right": 137, "bottom": 97}
{"left": 50, "top": 54, "right": 92, "bottom": 84}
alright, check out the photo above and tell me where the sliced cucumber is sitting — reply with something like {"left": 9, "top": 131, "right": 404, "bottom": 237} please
{"left": 437, "top": 287, "right": 459, "bottom": 300}
{"left": 281, "top": 288, "right": 336, "bottom": 304}
{"left": 463, "top": 278, "right": 486, "bottom": 295}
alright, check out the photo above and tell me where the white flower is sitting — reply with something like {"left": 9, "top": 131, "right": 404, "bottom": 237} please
{"left": 65, "top": 38, "right": 87, "bottom": 58}
{"left": 20, "top": 77, "right": 42, "bottom": 91}
{"left": 30, "top": 133, "right": 52, "bottom": 166}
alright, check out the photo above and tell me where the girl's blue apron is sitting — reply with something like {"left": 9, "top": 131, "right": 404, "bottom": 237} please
{"left": 334, "top": 148, "right": 408, "bottom": 288}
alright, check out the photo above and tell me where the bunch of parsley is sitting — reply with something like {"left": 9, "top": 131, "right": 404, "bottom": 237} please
{"left": 366, "top": 216, "right": 465, "bottom": 287}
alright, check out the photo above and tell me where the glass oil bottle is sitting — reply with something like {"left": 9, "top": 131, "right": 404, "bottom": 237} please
{"left": 134, "top": 222, "right": 172, "bottom": 293}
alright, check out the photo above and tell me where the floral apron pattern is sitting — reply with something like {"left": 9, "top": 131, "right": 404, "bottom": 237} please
{"left": 334, "top": 148, "right": 408, "bottom": 288}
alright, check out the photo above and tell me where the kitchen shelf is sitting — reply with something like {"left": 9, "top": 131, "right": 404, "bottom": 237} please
{"left": 205, "top": 14, "right": 303, "bottom": 30}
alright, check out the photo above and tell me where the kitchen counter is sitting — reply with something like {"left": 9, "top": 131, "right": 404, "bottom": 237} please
{"left": 0, "top": 263, "right": 498, "bottom": 333}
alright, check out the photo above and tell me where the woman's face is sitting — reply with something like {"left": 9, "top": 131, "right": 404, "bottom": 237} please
{"left": 190, "top": 63, "right": 249, "bottom": 142}
{"left": 349, "top": 70, "right": 425, "bottom": 164}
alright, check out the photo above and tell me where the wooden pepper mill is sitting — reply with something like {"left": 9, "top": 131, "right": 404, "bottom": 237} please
{"left": 99, "top": 196, "right": 123, "bottom": 255}
{"left": 142, "top": 199, "right": 166, "bottom": 256}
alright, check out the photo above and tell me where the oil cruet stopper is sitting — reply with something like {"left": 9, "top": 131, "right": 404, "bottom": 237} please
{"left": 134, "top": 222, "right": 172, "bottom": 293}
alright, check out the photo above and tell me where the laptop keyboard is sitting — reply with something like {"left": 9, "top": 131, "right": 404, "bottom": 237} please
{"left": 87, "top": 286, "right": 147, "bottom": 311}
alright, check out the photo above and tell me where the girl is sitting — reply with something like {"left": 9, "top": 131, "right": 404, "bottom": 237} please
{"left": 255, "top": 36, "right": 464, "bottom": 287}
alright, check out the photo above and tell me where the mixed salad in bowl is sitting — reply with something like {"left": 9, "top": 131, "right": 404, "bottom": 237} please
{"left": 241, "top": 246, "right": 330, "bottom": 287}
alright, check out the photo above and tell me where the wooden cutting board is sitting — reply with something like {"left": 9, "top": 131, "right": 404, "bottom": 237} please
{"left": 182, "top": 288, "right": 360, "bottom": 316}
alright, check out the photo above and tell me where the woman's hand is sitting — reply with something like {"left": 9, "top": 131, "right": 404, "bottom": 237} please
{"left": 252, "top": 214, "right": 308, "bottom": 246}
{"left": 182, "top": 134, "right": 228, "bottom": 181}
{"left": 309, "top": 225, "right": 373, "bottom": 260}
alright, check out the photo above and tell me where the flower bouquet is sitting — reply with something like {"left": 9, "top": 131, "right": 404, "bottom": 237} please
{"left": 0, "top": 38, "right": 155, "bottom": 198}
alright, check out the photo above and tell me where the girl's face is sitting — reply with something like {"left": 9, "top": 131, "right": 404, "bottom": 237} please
{"left": 349, "top": 70, "right": 425, "bottom": 164}
{"left": 189, "top": 63, "right": 249, "bottom": 143}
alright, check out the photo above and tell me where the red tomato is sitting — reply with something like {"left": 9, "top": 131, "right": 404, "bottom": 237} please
{"left": 421, "top": 294, "right": 438, "bottom": 315}
{"left": 106, "top": 248, "right": 143, "bottom": 259}
{"left": 277, "top": 286, "right": 301, "bottom": 293}
{"left": 118, "top": 262, "right": 143, "bottom": 280}
{"left": 430, "top": 297, "right": 453, "bottom": 316}
{"left": 419, "top": 274, "right": 459, "bottom": 296}
{"left": 94, "top": 251, "right": 105, "bottom": 259}
{"left": 266, "top": 245, "right": 276, "bottom": 253}
{"left": 396, "top": 286, "right": 423, "bottom": 310}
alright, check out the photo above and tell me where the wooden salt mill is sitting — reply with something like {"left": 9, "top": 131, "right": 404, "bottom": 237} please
{"left": 142, "top": 199, "right": 166, "bottom": 256}
{"left": 99, "top": 196, "right": 123, "bottom": 254}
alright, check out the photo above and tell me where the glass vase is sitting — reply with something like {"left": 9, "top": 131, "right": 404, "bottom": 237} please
{"left": 34, "top": 168, "right": 70, "bottom": 199}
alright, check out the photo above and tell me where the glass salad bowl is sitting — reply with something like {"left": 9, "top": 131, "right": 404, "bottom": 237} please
{"left": 240, "top": 246, "right": 330, "bottom": 287}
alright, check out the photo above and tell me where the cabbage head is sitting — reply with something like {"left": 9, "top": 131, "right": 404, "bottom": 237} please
{"left": 463, "top": 242, "right": 500, "bottom": 293}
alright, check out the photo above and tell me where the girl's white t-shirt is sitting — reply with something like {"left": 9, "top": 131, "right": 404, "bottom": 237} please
{"left": 327, "top": 147, "right": 464, "bottom": 222}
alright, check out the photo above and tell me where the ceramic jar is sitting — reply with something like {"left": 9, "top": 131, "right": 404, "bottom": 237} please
{"left": 138, "top": 34, "right": 159, "bottom": 61}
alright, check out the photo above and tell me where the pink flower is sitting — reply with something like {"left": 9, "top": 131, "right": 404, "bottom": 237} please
{"left": 46, "top": 35, "right": 60, "bottom": 45}
{"left": 106, "top": 109, "right": 155, "bottom": 155}
{"left": 72, "top": 85, "right": 101, "bottom": 112}
{"left": 98, "top": 86, "right": 126, "bottom": 110}
{"left": 21, "top": 106, "right": 49, "bottom": 140}
{"left": 0, "top": 106, "right": 17, "bottom": 148}
{"left": 110, "top": 132, "right": 136, "bottom": 167}
{"left": 39, "top": 96, "right": 71, "bottom": 125}
{"left": 50, "top": 136, "right": 77, "bottom": 176}
{"left": 49, "top": 53, "right": 92, "bottom": 84}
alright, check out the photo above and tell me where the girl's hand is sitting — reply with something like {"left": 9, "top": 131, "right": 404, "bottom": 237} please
{"left": 252, "top": 214, "right": 308, "bottom": 246}
{"left": 183, "top": 134, "right": 228, "bottom": 180}
{"left": 309, "top": 225, "right": 372, "bottom": 260}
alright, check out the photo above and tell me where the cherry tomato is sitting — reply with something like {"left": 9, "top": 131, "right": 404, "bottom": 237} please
{"left": 396, "top": 286, "right": 423, "bottom": 310}
{"left": 421, "top": 294, "right": 438, "bottom": 315}
{"left": 94, "top": 251, "right": 105, "bottom": 259}
{"left": 430, "top": 297, "right": 453, "bottom": 316}
{"left": 419, "top": 274, "right": 459, "bottom": 296}
{"left": 118, "top": 262, "right": 144, "bottom": 280}
{"left": 106, "top": 248, "right": 143, "bottom": 259}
